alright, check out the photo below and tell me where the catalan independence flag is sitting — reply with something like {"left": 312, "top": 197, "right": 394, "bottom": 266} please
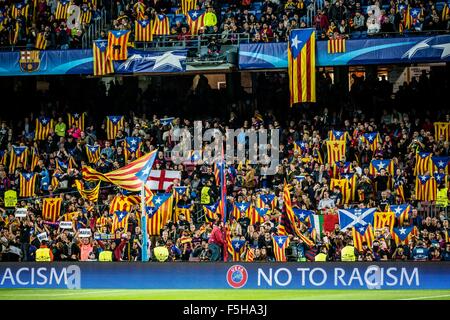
{"left": 106, "top": 115, "right": 124, "bottom": 140}
{"left": 173, "top": 186, "right": 189, "bottom": 204}
{"left": 111, "top": 210, "right": 130, "bottom": 233}
{"left": 361, "top": 132, "right": 381, "bottom": 152}
{"left": 34, "top": 116, "right": 54, "bottom": 140}
{"left": 107, "top": 30, "right": 131, "bottom": 61}
{"left": 0, "top": 150, "right": 7, "bottom": 166}
{"left": 415, "top": 174, "right": 437, "bottom": 201}
{"left": 442, "top": 4, "right": 450, "bottom": 21}
{"left": 229, "top": 239, "right": 245, "bottom": 262}
{"left": 328, "top": 130, "right": 349, "bottom": 141}
{"left": 373, "top": 212, "right": 396, "bottom": 234}
{"left": 55, "top": 0, "right": 70, "bottom": 20}
{"left": 19, "top": 172, "right": 37, "bottom": 198}
{"left": 82, "top": 150, "right": 157, "bottom": 193}
{"left": 42, "top": 197, "right": 62, "bottom": 222}
{"left": 327, "top": 38, "right": 346, "bottom": 53}
{"left": 11, "top": 2, "right": 29, "bottom": 19}
{"left": 67, "top": 112, "right": 86, "bottom": 131}
{"left": 146, "top": 193, "right": 173, "bottom": 235}
{"left": 86, "top": 144, "right": 100, "bottom": 164}
{"left": 329, "top": 178, "right": 351, "bottom": 204}
{"left": 203, "top": 202, "right": 219, "bottom": 222}
{"left": 393, "top": 226, "right": 417, "bottom": 245}
{"left": 93, "top": 40, "right": 114, "bottom": 76}
{"left": 414, "top": 152, "right": 432, "bottom": 176}
{"left": 135, "top": 19, "right": 153, "bottom": 42}
{"left": 109, "top": 195, "right": 136, "bottom": 214}
{"left": 80, "top": 5, "right": 92, "bottom": 24}
{"left": 186, "top": 10, "right": 205, "bottom": 35}
{"left": 30, "top": 147, "right": 40, "bottom": 171}
{"left": 431, "top": 156, "right": 449, "bottom": 174}
{"left": 288, "top": 29, "right": 316, "bottom": 106}
{"left": 152, "top": 14, "right": 170, "bottom": 36}
{"left": 124, "top": 137, "right": 142, "bottom": 162}
{"left": 75, "top": 180, "right": 101, "bottom": 202}
{"left": 181, "top": 0, "right": 196, "bottom": 15}
{"left": 249, "top": 207, "right": 267, "bottom": 226}
{"left": 9, "top": 146, "right": 28, "bottom": 174}
{"left": 273, "top": 235, "right": 289, "bottom": 262}
{"left": 369, "top": 159, "right": 395, "bottom": 176}
{"left": 326, "top": 140, "right": 346, "bottom": 164}
{"left": 35, "top": 32, "right": 47, "bottom": 50}
{"left": 389, "top": 204, "right": 411, "bottom": 226}
{"left": 434, "top": 122, "right": 450, "bottom": 141}
{"left": 174, "top": 203, "right": 193, "bottom": 223}
{"left": 133, "top": 1, "right": 146, "bottom": 20}
{"left": 352, "top": 224, "right": 374, "bottom": 252}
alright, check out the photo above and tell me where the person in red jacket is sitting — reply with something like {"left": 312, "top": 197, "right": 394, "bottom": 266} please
{"left": 208, "top": 221, "right": 224, "bottom": 261}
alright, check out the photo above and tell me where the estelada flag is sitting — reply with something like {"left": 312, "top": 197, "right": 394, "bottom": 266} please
{"left": 111, "top": 210, "right": 129, "bottom": 233}
{"left": 352, "top": 223, "right": 374, "bottom": 252}
{"left": 434, "top": 122, "right": 450, "bottom": 141}
{"left": 414, "top": 152, "right": 432, "bottom": 176}
{"left": 75, "top": 180, "right": 101, "bottom": 202}
{"left": 107, "top": 30, "right": 131, "bottom": 61}
{"left": 181, "top": 0, "right": 196, "bottom": 15}
{"left": 86, "top": 145, "right": 100, "bottom": 164}
{"left": 105, "top": 115, "right": 124, "bottom": 140}
{"left": 288, "top": 28, "right": 316, "bottom": 105}
{"left": 152, "top": 14, "right": 170, "bottom": 36}
{"left": 35, "top": 32, "right": 47, "bottom": 50}
{"left": 186, "top": 10, "right": 205, "bottom": 35}
{"left": 326, "top": 140, "right": 346, "bottom": 164}
{"left": 9, "top": 146, "right": 28, "bottom": 174}
{"left": 55, "top": 0, "right": 70, "bottom": 20}
{"left": 135, "top": 19, "right": 153, "bottom": 42}
{"left": 415, "top": 174, "right": 437, "bottom": 201}
{"left": 373, "top": 211, "right": 396, "bottom": 234}
{"left": 93, "top": 40, "right": 114, "bottom": 76}
{"left": 327, "top": 38, "right": 346, "bottom": 53}
{"left": 35, "top": 116, "right": 54, "bottom": 140}
{"left": 42, "top": 197, "right": 62, "bottom": 222}
{"left": 273, "top": 235, "right": 289, "bottom": 262}
{"left": 19, "top": 172, "right": 37, "bottom": 197}
{"left": 67, "top": 112, "right": 86, "bottom": 131}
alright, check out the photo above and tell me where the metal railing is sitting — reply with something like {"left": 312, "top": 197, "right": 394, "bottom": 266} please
{"left": 82, "top": 8, "right": 108, "bottom": 49}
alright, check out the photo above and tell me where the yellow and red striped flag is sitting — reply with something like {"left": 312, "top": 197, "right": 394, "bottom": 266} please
{"left": 55, "top": 0, "right": 70, "bottom": 20}
{"left": 330, "top": 178, "right": 351, "bottom": 204}
{"left": 203, "top": 202, "right": 219, "bottom": 222}
{"left": 107, "top": 30, "right": 131, "bottom": 61}
{"left": 106, "top": 115, "right": 124, "bottom": 140}
{"left": 133, "top": 1, "right": 146, "bottom": 20}
{"left": 249, "top": 206, "right": 267, "bottom": 226}
{"left": 11, "top": 2, "right": 29, "bottom": 19}
{"left": 86, "top": 145, "right": 100, "bottom": 164}
{"left": 373, "top": 212, "right": 396, "bottom": 234}
{"left": 414, "top": 152, "right": 432, "bottom": 176}
{"left": 245, "top": 246, "right": 255, "bottom": 262}
{"left": 146, "top": 193, "right": 173, "bottom": 235}
{"left": 75, "top": 180, "right": 101, "bottom": 202}
{"left": 42, "top": 197, "right": 62, "bottom": 222}
{"left": 288, "top": 28, "right": 316, "bottom": 106}
{"left": 174, "top": 203, "right": 193, "bottom": 223}
{"left": 415, "top": 174, "right": 437, "bottom": 201}
{"left": 361, "top": 132, "right": 381, "bottom": 152}
{"left": 393, "top": 226, "right": 417, "bottom": 245}
{"left": 152, "top": 14, "right": 170, "bottom": 36}
{"left": 327, "top": 38, "right": 346, "bottom": 53}
{"left": 34, "top": 116, "right": 54, "bottom": 140}
{"left": 352, "top": 224, "right": 374, "bottom": 252}
{"left": 228, "top": 239, "right": 245, "bottom": 262}
{"left": 82, "top": 150, "right": 157, "bottom": 193}
{"left": 135, "top": 19, "right": 153, "bottom": 42}
{"left": 80, "top": 5, "right": 92, "bottom": 24}
{"left": 186, "top": 10, "right": 205, "bottom": 35}
{"left": 19, "top": 172, "right": 37, "bottom": 198}
{"left": 181, "top": 0, "right": 196, "bottom": 15}
{"left": 273, "top": 235, "right": 289, "bottom": 261}
{"left": 9, "top": 146, "right": 28, "bottom": 174}
{"left": 111, "top": 210, "right": 130, "bottom": 233}
{"left": 124, "top": 137, "right": 142, "bottom": 162}
{"left": 35, "top": 32, "right": 47, "bottom": 50}
{"left": 434, "top": 122, "right": 450, "bottom": 141}
{"left": 109, "top": 195, "right": 136, "bottom": 214}
{"left": 93, "top": 40, "right": 114, "bottom": 76}
{"left": 326, "top": 140, "right": 346, "bottom": 164}
{"left": 395, "top": 184, "right": 406, "bottom": 202}
{"left": 389, "top": 204, "right": 411, "bottom": 226}
{"left": 30, "top": 147, "right": 40, "bottom": 171}
{"left": 442, "top": 4, "right": 450, "bottom": 21}
{"left": 328, "top": 130, "right": 349, "bottom": 141}
{"left": 67, "top": 112, "right": 86, "bottom": 131}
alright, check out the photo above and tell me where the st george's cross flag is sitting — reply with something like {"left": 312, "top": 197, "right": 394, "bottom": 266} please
{"left": 146, "top": 170, "right": 181, "bottom": 191}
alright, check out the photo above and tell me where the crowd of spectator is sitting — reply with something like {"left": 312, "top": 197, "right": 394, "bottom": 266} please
{"left": 0, "top": 67, "right": 449, "bottom": 262}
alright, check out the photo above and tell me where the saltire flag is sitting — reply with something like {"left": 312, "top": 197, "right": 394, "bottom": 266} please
{"left": 75, "top": 180, "right": 101, "bottom": 202}
{"left": 0, "top": 150, "right": 7, "bottom": 166}
{"left": 415, "top": 174, "right": 437, "bottom": 201}
{"left": 9, "top": 146, "right": 28, "bottom": 174}
{"left": 19, "top": 172, "right": 37, "bottom": 197}
{"left": 338, "top": 207, "right": 376, "bottom": 231}
{"left": 82, "top": 150, "right": 157, "bottom": 193}
{"left": 135, "top": 19, "right": 153, "bottom": 42}
{"left": 292, "top": 208, "right": 312, "bottom": 224}
{"left": 203, "top": 202, "right": 219, "bottom": 221}
{"left": 174, "top": 203, "right": 193, "bottom": 223}
{"left": 11, "top": 2, "right": 29, "bottom": 19}
{"left": 35, "top": 32, "right": 47, "bottom": 50}
{"left": 442, "top": 4, "right": 450, "bottom": 22}
{"left": 186, "top": 10, "right": 205, "bottom": 35}
{"left": 80, "top": 5, "right": 92, "bottom": 24}
{"left": 329, "top": 178, "right": 351, "bottom": 204}
{"left": 34, "top": 116, "right": 54, "bottom": 140}
{"left": 373, "top": 212, "right": 396, "bottom": 234}
{"left": 111, "top": 210, "right": 129, "bottom": 233}
{"left": 352, "top": 223, "right": 374, "bottom": 252}
{"left": 326, "top": 140, "right": 346, "bottom": 164}
{"left": 124, "top": 137, "right": 142, "bottom": 162}
{"left": 250, "top": 207, "right": 268, "bottom": 225}
{"left": 229, "top": 239, "right": 245, "bottom": 262}
{"left": 273, "top": 235, "right": 289, "bottom": 262}
{"left": 328, "top": 130, "right": 349, "bottom": 141}
{"left": 93, "top": 40, "right": 114, "bottom": 76}
{"left": 369, "top": 159, "right": 395, "bottom": 175}
{"left": 55, "top": 0, "right": 70, "bottom": 20}
{"left": 173, "top": 186, "right": 189, "bottom": 204}
{"left": 393, "top": 226, "right": 416, "bottom": 245}
{"left": 181, "top": 0, "right": 196, "bottom": 15}
{"left": 361, "top": 132, "right": 381, "bottom": 152}
{"left": 431, "top": 156, "right": 449, "bottom": 174}
{"left": 288, "top": 28, "right": 316, "bottom": 105}
{"left": 389, "top": 204, "right": 411, "bottom": 226}
{"left": 434, "top": 122, "right": 450, "bottom": 141}
{"left": 414, "top": 152, "right": 432, "bottom": 176}
{"left": 341, "top": 172, "right": 357, "bottom": 202}
{"left": 67, "top": 113, "right": 86, "bottom": 131}
{"left": 107, "top": 30, "right": 131, "bottom": 61}
{"left": 42, "top": 197, "right": 62, "bottom": 222}
{"left": 30, "top": 147, "right": 40, "bottom": 171}
{"left": 147, "top": 170, "right": 181, "bottom": 191}
{"left": 146, "top": 193, "right": 173, "bottom": 235}
{"left": 293, "top": 141, "right": 308, "bottom": 155}
{"left": 106, "top": 116, "right": 124, "bottom": 140}
{"left": 86, "top": 145, "right": 100, "bottom": 164}
{"left": 327, "top": 39, "right": 346, "bottom": 53}
{"left": 152, "top": 14, "right": 170, "bottom": 36}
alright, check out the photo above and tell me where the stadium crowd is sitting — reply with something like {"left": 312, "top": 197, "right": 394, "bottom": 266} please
{"left": 0, "top": 67, "right": 449, "bottom": 263}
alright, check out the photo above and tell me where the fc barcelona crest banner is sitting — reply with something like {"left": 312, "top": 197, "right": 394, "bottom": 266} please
{"left": 19, "top": 51, "right": 41, "bottom": 72}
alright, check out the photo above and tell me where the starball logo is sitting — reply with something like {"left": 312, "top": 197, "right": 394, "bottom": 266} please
{"left": 170, "top": 121, "right": 280, "bottom": 175}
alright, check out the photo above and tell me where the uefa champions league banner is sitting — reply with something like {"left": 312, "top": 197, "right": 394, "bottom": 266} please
{"left": 0, "top": 263, "right": 449, "bottom": 290}
{"left": 0, "top": 49, "right": 188, "bottom": 76}
{"left": 239, "top": 35, "right": 450, "bottom": 69}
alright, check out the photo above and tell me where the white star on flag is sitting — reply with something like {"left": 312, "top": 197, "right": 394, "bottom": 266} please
{"left": 210, "top": 205, "right": 216, "bottom": 211}
{"left": 98, "top": 42, "right": 105, "bottom": 48}
{"left": 399, "top": 227, "right": 406, "bottom": 235}
{"left": 377, "top": 162, "right": 385, "bottom": 170}
{"left": 234, "top": 243, "right": 240, "bottom": 249}
{"left": 154, "top": 197, "right": 162, "bottom": 204}
{"left": 192, "top": 11, "right": 198, "bottom": 18}
{"left": 335, "top": 132, "right": 341, "bottom": 137}
{"left": 239, "top": 205, "right": 246, "bottom": 212}
{"left": 368, "top": 135, "right": 374, "bottom": 142}
{"left": 119, "top": 213, "right": 124, "bottom": 219}
{"left": 299, "top": 213, "right": 305, "bottom": 219}
{"left": 421, "top": 176, "right": 427, "bottom": 182}
{"left": 141, "top": 166, "right": 151, "bottom": 176}
{"left": 359, "top": 227, "right": 365, "bottom": 233}
{"left": 291, "top": 35, "right": 301, "bottom": 49}
{"left": 74, "top": 113, "right": 79, "bottom": 117}
{"left": 41, "top": 118, "right": 48, "bottom": 124}
{"left": 394, "top": 207, "right": 402, "bottom": 214}
{"left": 130, "top": 139, "right": 137, "bottom": 145}
{"left": 438, "top": 161, "right": 445, "bottom": 167}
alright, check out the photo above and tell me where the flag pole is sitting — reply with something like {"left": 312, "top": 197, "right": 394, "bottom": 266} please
{"left": 141, "top": 183, "right": 148, "bottom": 262}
